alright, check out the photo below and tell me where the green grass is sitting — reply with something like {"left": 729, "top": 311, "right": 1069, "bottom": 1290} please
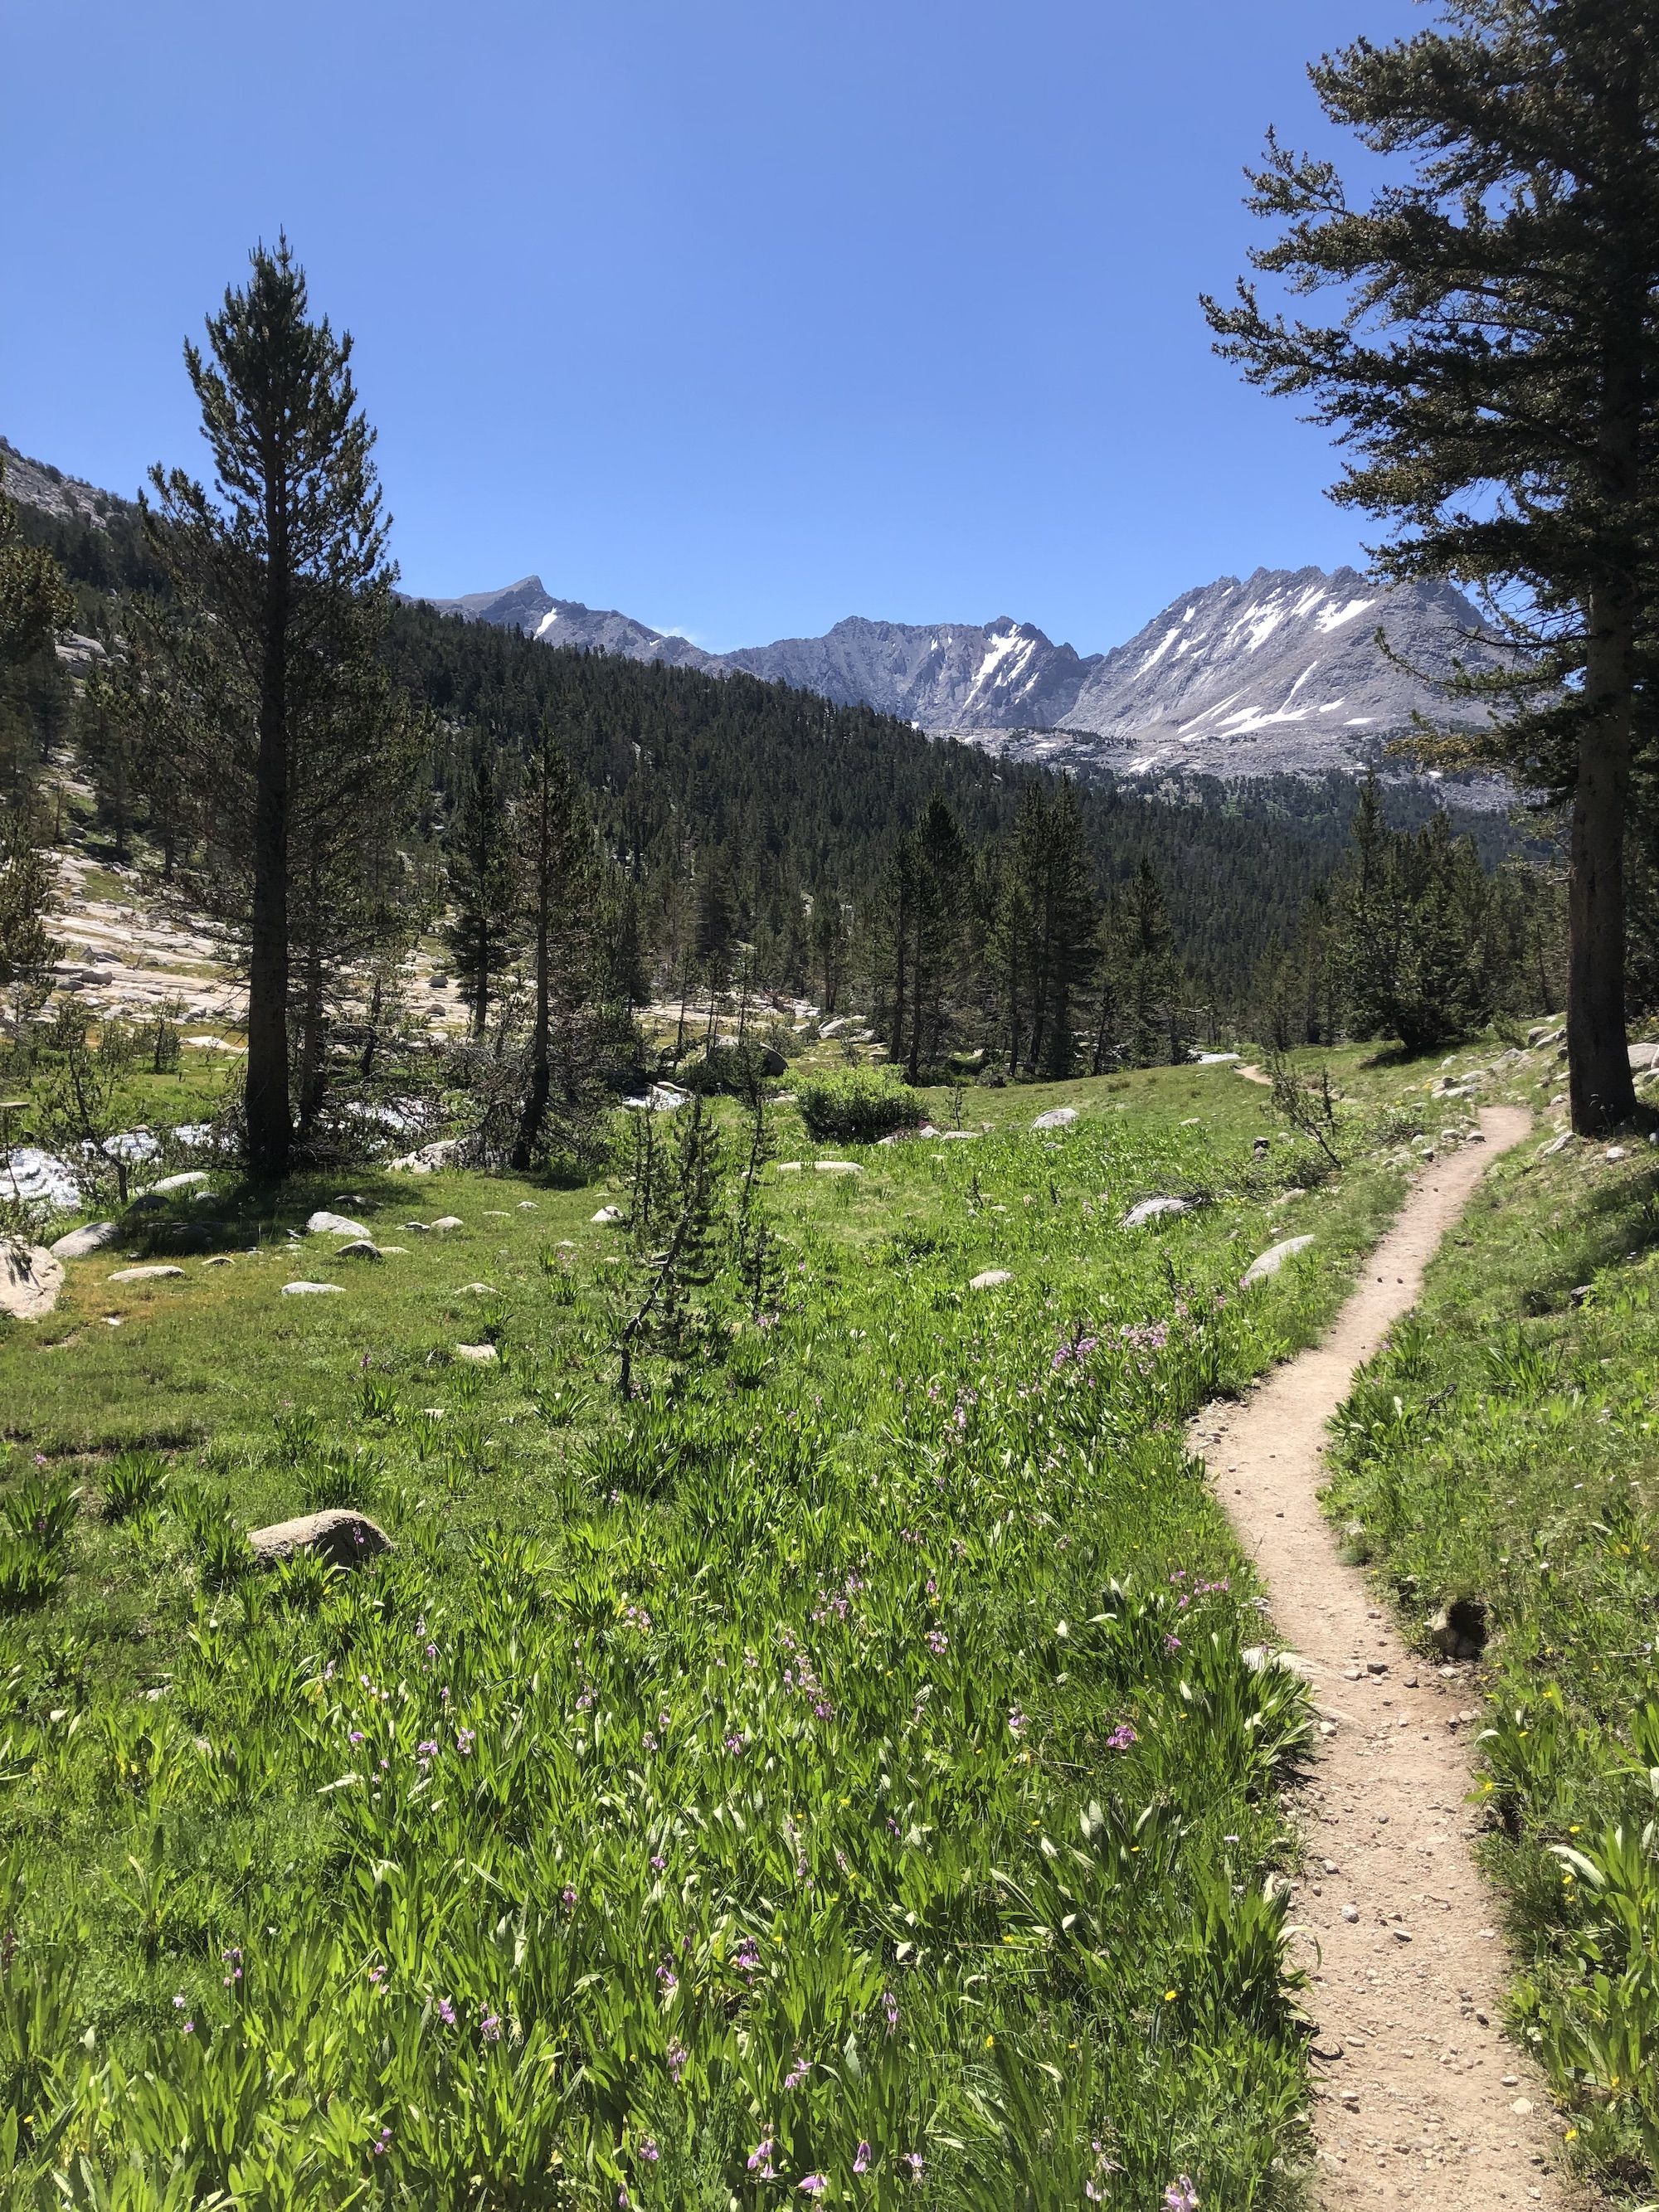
{"left": 1323, "top": 1065, "right": 1659, "bottom": 2194}
{"left": 0, "top": 1062, "right": 1414, "bottom": 2209}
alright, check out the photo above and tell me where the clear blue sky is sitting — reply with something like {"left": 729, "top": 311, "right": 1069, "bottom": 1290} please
{"left": 1, "top": 0, "right": 1420, "bottom": 656}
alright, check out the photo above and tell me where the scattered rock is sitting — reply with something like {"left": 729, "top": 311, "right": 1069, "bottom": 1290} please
{"left": 387, "top": 1137, "right": 461, "bottom": 1174}
{"left": 937, "top": 1129, "right": 980, "bottom": 1140}
{"left": 970, "top": 1268, "right": 1013, "bottom": 1290}
{"left": 247, "top": 1509, "right": 392, "bottom": 1568}
{"left": 1030, "top": 1106, "right": 1078, "bottom": 1130}
{"left": 152, "top": 1169, "right": 212, "bottom": 1194}
{"left": 1539, "top": 1132, "right": 1574, "bottom": 1158}
{"left": 430, "top": 1216, "right": 465, "bottom": 1232}
{"left": 1, "top": 1239, "right": 65, "bottom": 1320}
{"left": 1605, "top": 1145, "right": 1630, "bottom": 1163}
{"left": 333, "top": 1240, "right": 382, "bottom": 1260}
{"left": 454, "top": 1342, "right": 498, "bottom": 1363}
{"left": 815, "top": 1161, "right": 864, "bottom": 1175}
{"left": 50, "top": 1220, "right": 122, "bottom": 1259}
{"left": 305, "top": 1210, "right": 368, "bottom": 1238}
{"left": 282, "top": 1281, "right": 344, "bottom": 1296}
{"left": 1241, "top": 1234, "right": 1316, "bottom": 1287}
{"left": 775, "top": 1161, "right": 803, "bottom": 1174}
{"left": 107, "top": 1264, "right": 184, "bottom": 1283}
{"left": 1121, "top": 1197, "right": 1193, "bottom": 1228}
{"left": 1429, "top": 1596, "right": 1488, "bottom": 1660}
{"left": 459, "top": 1281, "right": 495, "bottom": 1294}
{"left": 1628, "top": 1041, "right": 1659, "bottom": 1070}
{"left": 591, "top": 1206, "right": 625, "bottom": 1223}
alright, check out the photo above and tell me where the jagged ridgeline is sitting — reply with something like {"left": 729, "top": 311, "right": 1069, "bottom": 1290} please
{"left": 7, "top": 435, "right": 1512, "bottom": 1008}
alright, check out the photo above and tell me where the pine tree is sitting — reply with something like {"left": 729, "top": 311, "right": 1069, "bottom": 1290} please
{"left": 1125, "top": 858, "right": 1178, "bottom": 1066}
{"left": 509, "top": 718, "right": 589, "bottom": 1168}
{"left": 0, "top": 456, "right": 71, "bottom": 670}
{"left": 444, "top": 736, "right": 517, "bottom": 1041}
{"left": 135, "top": 237, "right": 404, "bottom": 1174}
{"left": 1204, "top": 0, "right": 1659, "bottom": 1132}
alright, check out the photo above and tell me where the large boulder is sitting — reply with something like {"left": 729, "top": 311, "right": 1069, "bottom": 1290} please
{"left": 153, "top": 1169, "right": 212, "bottom": 1194}
{"left": 0, "top": 1240, "right": 64, "bottom": 1320}
{"left": 1241, "top": 1234, "right": 1316, "bottom": 1287}
{"left": 1121, "top": 1197, "right": 1192, "bottom": 1229}
{"left": 1030, "top": 1106, "right": 1078, "bottom": 1130}
{"left": 108, "top": 1263, "right": 184, "bottom": 1283}
{"left": 970, "top": 1268, "right": 1013, "bottom": 1290}
{"left": 282, "top": 1280, "right": 343, "bottom": 1296}
{"left": 50, "top": 1220, "right": 122, "bottom": 1260}
{"left": 305, "top": 1210, "right": 368, "bottom": 1238}
{"left": 248, "top": 1510, "right": 392, "bottom": 1568}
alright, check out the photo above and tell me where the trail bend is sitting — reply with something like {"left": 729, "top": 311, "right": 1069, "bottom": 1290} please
{"left": 1190, "top": 1106, "right": 1593, "bottom": 2208}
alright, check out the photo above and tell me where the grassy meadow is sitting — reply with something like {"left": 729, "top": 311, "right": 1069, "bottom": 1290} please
{"left": 0, "top": 1058, "right": 1413, "bottom": 2210}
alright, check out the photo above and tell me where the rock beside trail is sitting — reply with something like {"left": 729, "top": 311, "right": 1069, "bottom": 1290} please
{"left": 1030, "top": 1106, "right": 1078, "bottom": 1130}
{"left": 1430, "top": 1597, "right": 1487, "bottom": 1660}
{"left": 306, "top": 1210, "right": 368, "bottom": 1238}
{"left": 282, "top": 1280, "right": 343, "bottom": 1296}
{"left": 591, "top": 1206, "right": 625, "bottom": 1223}
{"left": 51, "top": 1220, "right": 122, "bottom": 1259}
{"left": 153, "top": 1169, "right": 212, "bottom": 1193}
{"left": 108, "top": 1263, "right": 184, "bottom": 1283}
{"left": 248, "top": 1509, "right": 392, "bottom": 1568}
{"left": 333, "top": 1240, "right": 382, "bottom": 1260}
{"left": 1, "top": 1240, "right": 65, "bottom": 1320}
{"left": 454, "top": 1342, "right": 498, "bottom": 1362}
{"left": 970, "top": 1268, "right": 1013, "bottom": 1290}
{"left": 1628, "top": 1041, "right": 1659, "bottom": 1070}
{"left": 1241, "top": 1234, "right": 1316, "bottom": 1287}
{"left": 1121, "top": 1197, "right": 1192, "bottom": 1228}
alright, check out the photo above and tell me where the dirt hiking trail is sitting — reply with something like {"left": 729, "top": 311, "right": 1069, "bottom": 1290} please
{"left": 1190, "top": 1105, "right": 1593, "bottom": 2208}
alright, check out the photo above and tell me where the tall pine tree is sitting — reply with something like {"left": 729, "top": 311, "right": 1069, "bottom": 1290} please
{"left": 1205, "top": 0, "right": 1659, "bottom": 1132}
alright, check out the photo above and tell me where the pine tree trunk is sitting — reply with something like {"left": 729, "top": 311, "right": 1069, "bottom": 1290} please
{"left": 1567, "top": 580, "right": 1637, "bottom": 1135}
{"left": 245, "top": 508, "right": 291, "bottom": 1179}
{"left": 513, "top": 887, "right": 552, "bottom": 1170}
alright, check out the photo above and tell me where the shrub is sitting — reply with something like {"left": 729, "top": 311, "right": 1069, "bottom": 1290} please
{"left": 795, "top": 1070, "right": 922, "bottom": 1144}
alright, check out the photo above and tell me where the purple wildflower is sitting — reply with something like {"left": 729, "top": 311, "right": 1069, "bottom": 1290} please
{"left": 853, "top": 2142, "right": 871, "bottom": 2173}
{"left": 479, "top": 2008, "right": 503, "bottom": 2045}
{"left": 1165, "top": 2182, "right": 1199, "bottom": 2212}
{"left": 800, "top": 2179, "right": 829, "bottom": 2198}
{"left": 1106, "top": 1722, "right": 1138, "bottom": 1751}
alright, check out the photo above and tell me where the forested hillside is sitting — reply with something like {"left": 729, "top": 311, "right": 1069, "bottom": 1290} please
{"left": 8, "top": 439, "right": 1522, "bottom": 1016}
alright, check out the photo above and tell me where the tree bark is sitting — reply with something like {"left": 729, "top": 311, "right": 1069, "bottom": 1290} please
{"left": 512, "top": 879, "right": 552, "bottom": 1169}
{"left": 1567, "top": 581, "right": 1637, "bottom": 1135}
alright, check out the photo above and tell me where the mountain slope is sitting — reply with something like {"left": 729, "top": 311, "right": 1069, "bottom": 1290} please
{"left": 424, "top": 564, "right": 1507, "bottom": 788}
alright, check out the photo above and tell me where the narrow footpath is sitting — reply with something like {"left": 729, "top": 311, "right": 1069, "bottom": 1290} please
{"left": 1190, "top": 1106, "right": 1591, "bottom": 2208}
